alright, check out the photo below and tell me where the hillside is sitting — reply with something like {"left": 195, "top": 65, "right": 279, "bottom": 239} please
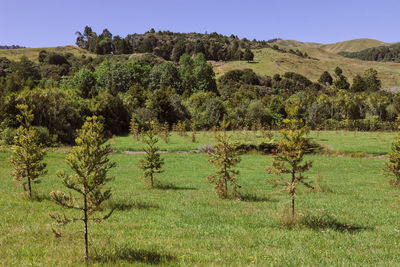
{"left": 0, "top": 45, "right": 95, "bottom": 62}
{"left": 270, "top": 38, "right": 391, "bottom": 53}
{"left": 320, "top": 38, "right": 390, "bottom": 53}
{"left": 213, "top": 45, "right": 400, "bottom": 88}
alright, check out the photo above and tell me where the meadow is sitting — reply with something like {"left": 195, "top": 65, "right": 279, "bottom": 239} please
{"left": 1, "top": 130, "right": 400, "bottom": 266}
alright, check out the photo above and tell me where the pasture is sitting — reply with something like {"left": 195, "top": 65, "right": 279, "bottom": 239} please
{"left": 1, "top": 130, "right": 399, "bottom": 266}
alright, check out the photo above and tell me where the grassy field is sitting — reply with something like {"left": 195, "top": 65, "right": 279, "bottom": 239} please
{"left": 0, "top": 45, "right": 96, "bottom": 62}
{"left": 108, "top": 130, "right": 395, "bottom": 156}
{"left": 213, "top": 45, "right": 400, "bottom": 88}
{"left": 1, "top": 130, "right": 400, "bottom": 266}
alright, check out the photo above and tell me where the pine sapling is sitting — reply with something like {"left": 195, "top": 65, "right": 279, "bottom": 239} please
{"left": 130, "top": 116, "right": 140, "bottom": 141}
{"left": 384, "top": 119, "right": 400, "bottom": 186}
{"left": 49, "top": 116, "right": 116, "bottom": 262}
{"left": 266, "top": 118, "right": 314, "bottom": 219}
{"left": 207, "top": 132, "right": 241, "bottom": 198}
{"left": 9, "top": 104, "right": 47, "bottom": 199}
{"left": 139, "top": 122, "right": 164, "bottom": 188}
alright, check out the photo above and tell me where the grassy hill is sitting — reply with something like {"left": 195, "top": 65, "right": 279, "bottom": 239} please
{"left": 0, "top": 45, "right": 95, "bottom": 62}
{"left": 320, "top": 38, "right": 390, "bottom": 53}
{"left": 213, "top": 45, "right": 400, "bottom": 88}
{"left": 271, "top": 38, "right": 391, "bottom": 53}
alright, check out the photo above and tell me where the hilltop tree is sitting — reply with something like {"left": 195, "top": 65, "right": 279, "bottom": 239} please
{"left": 49, "top": 116, "right": 116, "bottom": 262}
{"left": 207, "top": 125, "right": 241, "bottom": 198}
{"left": 9, "top": 104, "right": 47, "bottom": 199}
{"left": 266, "top": 118, "right": 314, "bottom": 218}
{"left": 138, "top": 122, "right": 164, "bottom": 188}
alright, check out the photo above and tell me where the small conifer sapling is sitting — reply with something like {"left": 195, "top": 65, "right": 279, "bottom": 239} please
{"left": 139, "top": 122, "right": 164, "bottom": 188}
{"left": 9, "top": 104, "right": 47, "bottom": 199}
{"left": 207, "top": 125, "right": 241, "bottom": 198}
{"left": 266, "top": 118, "right": 314, "bottom": 218}
{"left": 49, "top": 116, "right": 116, "bottom": 262}
{"left": 384, "top": 118, "right": 400, "bottom": 186}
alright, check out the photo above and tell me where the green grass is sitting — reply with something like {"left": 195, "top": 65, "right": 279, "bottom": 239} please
{"left": 109, "top": 130, "right": 395, "bottom": 156}
{"left": 1, "top": 132, "right": 400, "bottom": 266}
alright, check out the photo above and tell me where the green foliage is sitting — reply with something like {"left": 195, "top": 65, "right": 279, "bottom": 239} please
{"left": 50, "top": 116, "right": 116, "bottom": 262}
{"left": 318, "top": 71, "right": 333, "bottom": 86}
{"left": 9, "top": 104, "right": 47, "bottom": 199}
{"left": 267, "top": 118, "right": 314, "bottom": 218}
{"left": 207, "top": 132, "right": 241, "bottom": 198}
{"left": 138, "top": 122, "right": 164, "bottom": 188}
{"left": 384, "top": 119, "right": 400, "bottom": 186}
{"left": 243, "top": 47, "right": 254, "bottom": 62}
{"left": 149, "top": 62, "right": 180, "bottom": 92}
{"left": 69, "top": 68, "right": 96, "bottom": 98}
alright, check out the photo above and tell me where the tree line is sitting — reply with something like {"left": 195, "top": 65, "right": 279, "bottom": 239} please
{"left": 76, "top": 26, "right": 259, "bottom": 61}
{"left": 339, "top": 43, "right": 400, "bottom": 62}
{"left": 0, "top": 46, "right": 398, "bottom": 146}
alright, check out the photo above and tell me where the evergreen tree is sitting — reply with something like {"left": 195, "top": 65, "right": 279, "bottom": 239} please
{"left": 139, "top": 122, "right": 164, "bottom": 188}
{"left": 9, "top": 104, "right": 47, "bottom": 199}
{"left": 266, "top": 118, "right": 314, "bottom": 218}
{"left": 384, "top": 118, "right": 400, "bottom": 186}
{"left": 207, "top": 130, "right": 241, "bottom": 198}
{"left": 243, "top": 48, "right": 254, "bottom": 62}
{"left": 318, "top": 71, "right": 333, "bottom": 86}
{"left": 49, "top": 116, "right": 116, "bottom": 262}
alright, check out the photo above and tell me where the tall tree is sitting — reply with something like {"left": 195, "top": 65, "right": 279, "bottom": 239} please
{"left": 9, "top": 104, "right": 47, "bottom": 199}
{"left": 50, "top": 116, "right": 116, "bottom": 262}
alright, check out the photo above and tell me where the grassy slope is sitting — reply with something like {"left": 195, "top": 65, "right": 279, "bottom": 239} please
{"left": 320, "top": 38, "right": 390, "bottom": 53}
{"left": 1, "top": 132, "right": 400, "bottom": 266}
{"left": 0, "top": 45, "right": 96, "bottom": 62}
{"left": 214, "top": 45, "right": 400, "bottom": 87}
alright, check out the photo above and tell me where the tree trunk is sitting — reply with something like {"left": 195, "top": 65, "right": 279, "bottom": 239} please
{"left": 27, "top": 166, "right": 32, "bottom": 199}
{"left": 224, "top": 166, "right": 228, "bottom": 195}
{"left": 84, "top": 193, "right": 89, "bottom": 262}
{"left": 150, "top": 173, "right": 154, "bottom": 188}
{"left": 291, "top": 170, "right": 295, "bottom": 218}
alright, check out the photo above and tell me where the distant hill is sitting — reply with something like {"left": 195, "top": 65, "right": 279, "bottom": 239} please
{"left": 0, "top": 45, "right": 26, "bottom": 49}
{"left": 320, "top": 38, "right": 390, "bottom": 53}
{"left": 269, "top": 38, "right": 391, "bottom": 53}
{"left": 0, "top": 45, "right": 95, "bottom": 62}
{"left": 213, "top": 45, "right": 400, "bottom": 88}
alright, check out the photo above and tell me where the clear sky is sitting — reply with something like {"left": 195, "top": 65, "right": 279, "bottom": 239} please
{"left": 1, "top": 0, "right": 400, "bottom": 47}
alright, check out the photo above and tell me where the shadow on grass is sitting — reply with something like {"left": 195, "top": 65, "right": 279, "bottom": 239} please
{"left": 154, "top": 182, "right": 197, "bottom": 191}
{"left": 106, "top": 199, "right": 159, "bottom": 211}
{"left": 93, "top": 246, "right": 176, "bottom": 265}
{"left": 23, "top": 191, "right": 51, "bottom": 202}
{"left": 238, "top": 192, "right": 277, "bottom": 202}
{"left": 299, "top": 213, "right": 371, "bottom": 233}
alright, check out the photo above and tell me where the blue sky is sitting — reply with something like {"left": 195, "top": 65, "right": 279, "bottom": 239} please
{"left": 1, "top": 0, "right": 400, "bottom": 47}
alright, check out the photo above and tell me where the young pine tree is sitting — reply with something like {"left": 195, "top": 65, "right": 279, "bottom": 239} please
{"left": 207, "top": 131, "right": 241, "bottom": 198}
{"left": 130, "top": 116, "right": 140, "bottom": 141}
{"left": 384, "top": 118, "right": 400, "bottom": 186}
{"left": 49, "top": 116, "right": 116, "bottom": 262}
{"left": 139, "top": 122, "right": 164, "bottom": 188}
{"left": 266, "top": 118, "right": 314, "bottom": 218}
{"left": 9, "top": 104, "right": 47, "bottom": 199}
